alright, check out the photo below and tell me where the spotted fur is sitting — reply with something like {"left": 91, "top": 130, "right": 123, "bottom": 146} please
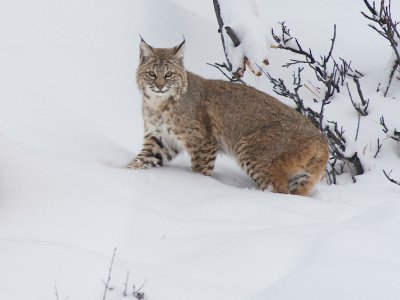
{"left": 127, "top": 40, "right": 329, "bottom": 196}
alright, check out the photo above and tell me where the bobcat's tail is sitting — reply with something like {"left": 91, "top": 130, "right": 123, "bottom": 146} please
{"left": 288, "top": 170, "right": 311, "bottom": 194}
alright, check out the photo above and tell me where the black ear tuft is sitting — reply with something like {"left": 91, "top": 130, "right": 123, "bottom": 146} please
{"left": 139, "top": 36, "right": 154, "bottom": 62}
{"left": 174, "top": 39, "right": 186, "bottom": 59}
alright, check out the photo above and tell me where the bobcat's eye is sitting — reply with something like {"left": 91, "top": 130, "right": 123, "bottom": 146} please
{"left": 148, "top": 71, "right": 157, "bottom": 78}
{"left": 165, "top": 71, "right": 173, "bottom": 78}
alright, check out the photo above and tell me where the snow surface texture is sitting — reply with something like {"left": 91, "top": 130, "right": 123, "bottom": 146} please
{"left": 1, "top": 0, "right": 400, "bottom": 299}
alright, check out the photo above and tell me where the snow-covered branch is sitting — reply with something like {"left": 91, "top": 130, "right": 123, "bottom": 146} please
{"left": 362, "top": 0, "right": 400, "bottom": 96}
{"left": 347, "top": 79, "right": 369, "bottom": 117}
{"left": 380, "top": 116, "right": 400, "bottom": 141}
{"left": 213, "top": 0, "right": 271, "bottom": 78}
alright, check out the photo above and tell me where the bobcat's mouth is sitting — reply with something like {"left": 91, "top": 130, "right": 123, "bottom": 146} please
{"left": 149, "top": 86, "right": 169, "bottom": 94}
{"left": 146, "top": 85, "right": 171, "bottom": 97}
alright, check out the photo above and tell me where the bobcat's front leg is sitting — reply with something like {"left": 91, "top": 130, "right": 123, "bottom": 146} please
{"left": 127, "top": 134, "right": 176, "bottom": 169}
{"left": 188, "top": 140, "right": 218, "bottom": 176}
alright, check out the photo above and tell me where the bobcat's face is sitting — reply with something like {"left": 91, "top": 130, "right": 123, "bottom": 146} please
{"left": 137, "top": 39, "right": 188, "bottom": 100}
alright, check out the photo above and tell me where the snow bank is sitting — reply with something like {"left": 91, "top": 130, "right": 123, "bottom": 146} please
{"left": 0, "top": 0, "right": 400, "bottom": 299}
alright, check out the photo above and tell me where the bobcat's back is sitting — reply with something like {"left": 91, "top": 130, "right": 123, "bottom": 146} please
{"left": 187, "top": 73, "right": 319, "bottom": 154}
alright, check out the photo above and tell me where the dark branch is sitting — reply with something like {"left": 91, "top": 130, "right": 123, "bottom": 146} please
{"left": 207, "top": 63, "right": 245, "bottom": 83}
{"left": 374, "top": 138, "right": 383, "bottom": 158}
{"left": 213, "top": 0, "right": 233, "bottom": 71}
{"left": 383, "top": 169, "right": 400, "bottom": 186}
{"left": 269, "top": 22, "right": 366, "bottom": 183}
{"left": 380, "top": 115, "right": 400, "bottom": 141}
{"left": 225, "top": 26, "right": 241, "bottom": 47}
{"left": 346, "top": 81, "right": 369, "bottom": 116}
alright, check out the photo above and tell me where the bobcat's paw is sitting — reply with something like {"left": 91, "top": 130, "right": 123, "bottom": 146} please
{"left": 127, "top": 156, "right": 161, "bottom": 169}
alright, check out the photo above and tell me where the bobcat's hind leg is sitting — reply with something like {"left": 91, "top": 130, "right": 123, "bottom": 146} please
{"left": 187, "top": 140, "right": 218, "bottom": 176}
{"left": 235, "top": 135, "right": 328, "bottom": 196}
{"left": 247, "top": 157, "right": 307, "bottom": 195}
{"left": 258, "top": 163, "right": 292, "bottom": 194}
{"left": 237, "top": 157, "right": 291, "bottom": 194}
{"left": 263, "top": 137, "right": 329, "bottom": 196}
{"left": 258, "top": 153, "right": 327, "bottom": 196}
{"left": 234, "top": 137, "right": 290, "bottom": 193}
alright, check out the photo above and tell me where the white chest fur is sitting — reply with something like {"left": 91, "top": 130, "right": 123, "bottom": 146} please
{"left": 142, "top": 98, "right": 184, "bottom": 152}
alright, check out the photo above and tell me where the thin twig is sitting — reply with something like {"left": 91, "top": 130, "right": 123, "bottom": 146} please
{"left": 207, "top": 63, "right": 245, "bottom": 83}
{"left": 304, "top": 83, "right": 321, "bottom": 99}
{"left": 123, "top": 271, "right": 130, "bottom": 297}
{"left": 355, "top": 113, "right": 361, "bottom": 142}
{"left": 54, "top": 287, "right": 69, "bottom": 300}
{"left": 383, "top": 169, "right": 400, "bottom": 185}
{"left": 133, "top": 278, "right": 147, "bottom": 300}
{"left": 55, "top": 287, "right": 60, "bottom": 300}
{"left": 374, "top": 138, "right": 383, "bottom": 158}
{"left": 380, "top": 115, "right": 400, "bottom": 141}
{"left": 102, "top": 247, "right": 118, "bottom": 300}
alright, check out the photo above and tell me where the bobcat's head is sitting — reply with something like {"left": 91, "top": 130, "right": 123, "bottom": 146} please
{"left": 137, "top": 39, "right": 188, "bottom": 100}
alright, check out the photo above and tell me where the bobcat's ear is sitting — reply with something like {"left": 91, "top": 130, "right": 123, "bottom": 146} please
{"left": 173, "top": 39, "right": 185, "bottom": 60}
{"left": 139, "top": 37, "right": 153, "bottom": 62}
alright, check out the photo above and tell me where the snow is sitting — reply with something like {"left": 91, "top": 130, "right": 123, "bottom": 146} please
{"left": 1, "top": 0, "right": 400, "bottom": 299}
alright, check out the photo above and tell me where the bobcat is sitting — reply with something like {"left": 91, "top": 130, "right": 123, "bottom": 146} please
{"left": 127, "top": 39, "right": 329, "bottom": 196}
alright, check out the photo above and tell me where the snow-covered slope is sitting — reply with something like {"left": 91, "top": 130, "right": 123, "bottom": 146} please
{"left": 1, "top": 0, "right": 400, "bottom": 299}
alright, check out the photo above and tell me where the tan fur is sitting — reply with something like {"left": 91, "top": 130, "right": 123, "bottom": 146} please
{"left": 127, "top": 40, "right": 329, "bottom": 196}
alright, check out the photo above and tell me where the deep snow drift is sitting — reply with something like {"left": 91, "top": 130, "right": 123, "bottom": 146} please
{"left": 1, "top": 0, "right": 400, "bottom": 299}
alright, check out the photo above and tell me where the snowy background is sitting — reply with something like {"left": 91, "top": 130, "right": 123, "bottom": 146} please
{"left": 1, "top": 0, "right": 400, "bottom": 299}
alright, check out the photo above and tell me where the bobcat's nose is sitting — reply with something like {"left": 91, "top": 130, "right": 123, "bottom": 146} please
{"left": 155, "top": 78, "right": 166, "bottom": 91}
{"left": 156, "top": 84, "right": 165, "bottom": 91}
